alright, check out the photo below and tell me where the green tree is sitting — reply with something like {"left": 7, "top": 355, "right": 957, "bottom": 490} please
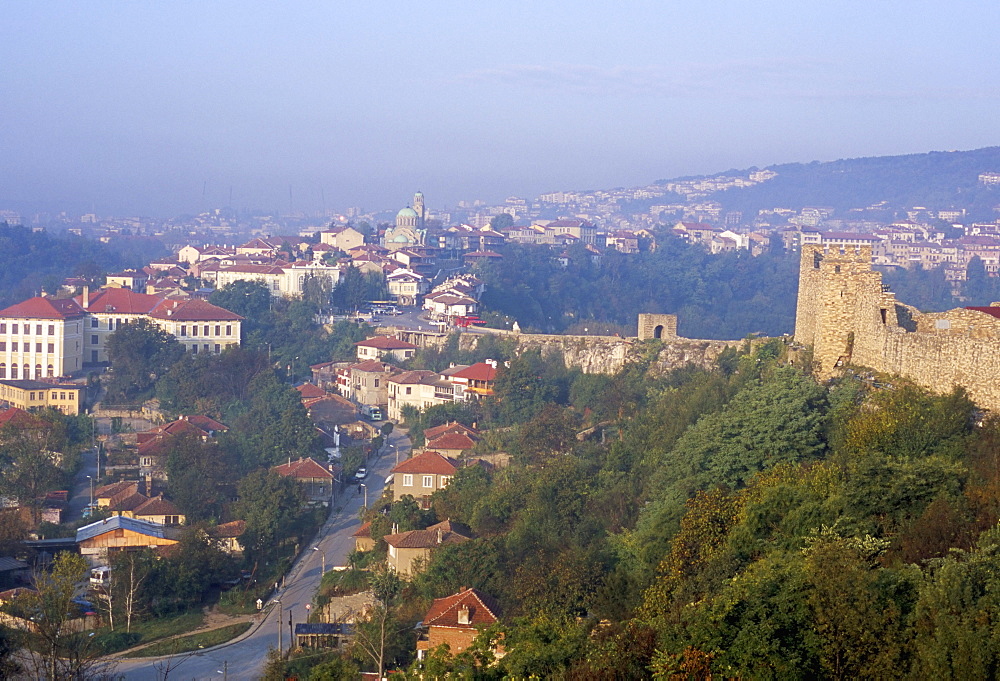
{"left": 232, "top": 470, "right": 306, "bottom": 565}
{"left": 105, "top": 317, "right": 185, "bottom": 403}
{"left": 353, "top": 563, "right": 404, "bottom": 677}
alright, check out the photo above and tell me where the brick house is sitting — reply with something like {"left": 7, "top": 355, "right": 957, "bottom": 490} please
{"left": 416, "top": 587, "right": 501, "bottom": 660}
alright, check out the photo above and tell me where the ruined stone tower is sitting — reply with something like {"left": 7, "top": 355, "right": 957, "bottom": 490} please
{"left": 638, "top": 314, "right": 678, "bottom": 340}
{"left": 794, "top": 244, "right": 897, "bottom": 379}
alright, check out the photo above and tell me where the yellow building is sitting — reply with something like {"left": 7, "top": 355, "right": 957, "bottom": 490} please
{"left": 0, "top": 379, "right": 84, "bottom": 415}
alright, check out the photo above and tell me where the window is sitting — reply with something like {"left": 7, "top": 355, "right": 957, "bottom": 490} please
{"left": 59, "top": 392, "right": 65, "bottom": 400}
{"left": 35, "top": 364, "right": 41, "bottom": 377}
{"left": 10, "top": 342, "right": 16, "bottom": 352}
{"left": 0, "top": 364, "right": 4, "bottom": 378}
{"left": 422, "top": 475, "right": 434, "bottom": 488}
{"left": 35, "top": 343, "right": 42, "bottom": 352}
{"left": 91, "top": 335, "right": 98, "bottom": 345}
{"left": 0, "top": 323, "right": 5, "bottom": 333}
{"left": 69, "top": 392, "right": 75, "bottom": 400}
{"left": 215, "top": 325, "right": 221, "bottom": 336}
{"left": 203, "top": 325, "right": 209, "bottom": 336}
{"left": 192, "top": 345, "right": 198, "bottom": 354}
{"left": 114, "top": 529, "right": 124, "bottom": 538}
{"left": 9, "top": 366, "right": 16, "bottom": 379}
{"left": 141, "top": 457, "right": 152, "bottom": 467}
{"left": 214, "top": 344, "right": 220, "bottom": 353}
{"left": 180, "top": 326, "right": 187, "bottom": 336}
{"left": 91, "top": 318, "right": 98, "bottom": 328}
{"left": 48, "top": 366, "right": 54, "bottom": 378}
{"left": 226, "top": 325, "right": 232, "bottom": 335}
{"left": 11, "top": 324, "right": 17, "bottom": 334}
{"left": 405, "top": 386, "right": 412, "bottom": 395}
{"left": 374, "top": 379, "right": 379, "bottom": 387}
{"left": 388, "top": 544, "right": 396, "bottom": 558}
{"left": 0, "top": 342, "right": 5, "bottom": 351}
{"left": 441, "top": 476, "right": 452, "bottom": 487}
{"left": 29, "top": 392, "right": 35, "bottom": 400}
{"left": 203, "top": 344, "right": 209, "bottom": 352}
{"left": 35, "top": 324, "right": 41, "bottom": 335}
{"left": 47, "top": 343, "right": 53, "bottom": 353}
{"left": 403, "top": 474, "right": 413, "bottom": 486}
{"left": 47, "top": 325, "right": 54, "bottom": 335}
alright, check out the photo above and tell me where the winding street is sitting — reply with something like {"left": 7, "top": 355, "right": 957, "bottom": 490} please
{"left": 113, "top": 429, "right": 409, "bottom": 680}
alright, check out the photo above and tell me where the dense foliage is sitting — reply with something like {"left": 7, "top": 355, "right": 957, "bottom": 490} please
{"left": 0, "top": 223, "right": 166, "bottom": 308}
{"left": 362, "top": 340, "right": 1000, "bottom": 679}
{"left": 476, "top": 240, "right": 801, "bottom": 338}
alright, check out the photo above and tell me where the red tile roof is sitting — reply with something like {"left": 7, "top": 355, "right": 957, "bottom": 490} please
{"left": 95, "top": 481, "right": 139, "bottom": 500}
{"left": 355, "top": 336, "right": 418, "bottom": 350}
{"left": 352, "top": 521, "right": 372, "bottom": 539}
{"left": 423, "top": 421, "right": 479, "bottom": 441}
{"left": 449, "top": 362, "right": 496, "bottom": 382}
{"left": 350, "top": 360, "right": 394, "bottom": 373}
{"left": 208, "top": 519, "right": 246, "bottom": 539}
{"left": 423, "top": 587, "right": 500, "bottom": 629}
{"left": 133, "top": 495, "right": 182, "bottom": 517}
{"left": 0, "top": 407, "right": 44, "bottom": 429}
{"left": 425, "top": 432, "right": 478, "bottom": 451}
{"left": 383, "top": 520, "right": 471, "bottom": 549}
{"left": 0, "top": 296, "right": 85, "bottom": 320}
{"left": 273, "top": 457, "right": 334, "bottom": 480}
{"left": 391, "top": 450, "right": 459, "bottom": 476}
{"left": 296, "top": 383, "right": 327, "bottom": 399}
{"left": 183, "top": 415, "right": 228, "bottom": 432}
{"left": 75, "top": 288, "right": 162, "bottom": 314}
{"left": 148, "top": 298, "right": 243, "bottom": 322}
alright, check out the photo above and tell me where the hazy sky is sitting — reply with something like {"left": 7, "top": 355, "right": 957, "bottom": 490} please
{"left": 3, "top": 1, "right": 1000, "bottom": 217}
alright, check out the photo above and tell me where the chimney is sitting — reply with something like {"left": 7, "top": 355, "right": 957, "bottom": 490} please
{"left": 457, "top": 605, "right": 470, "bottom": 625}
{"left": 392, "top": 522, "right": 398, "bottom": 534}
{"left": 82, "top": 285, "right": 90, "bottom": 309}
{"left": 437, "top": 527, "right": 444, "bottom": 544}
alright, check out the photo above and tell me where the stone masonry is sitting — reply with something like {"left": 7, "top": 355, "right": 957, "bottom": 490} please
{"left": 795, "top": 243, "right": 1000, "bottom": 411}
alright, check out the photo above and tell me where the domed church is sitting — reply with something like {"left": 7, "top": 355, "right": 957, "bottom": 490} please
{"left": 383, "top": 192, "right": 427, "bottom": 251}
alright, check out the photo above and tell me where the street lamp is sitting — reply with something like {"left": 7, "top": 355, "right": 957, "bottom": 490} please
{"left": 360, "top": 483, "right": 367, "bottom": 508}
{"left": 86, "top": 475, "right": 94, "bottom": 508}
{"left": 390, "top": 443, "right": 399, "bottom": 466}
{"left": 313, "top": 546, "right": 325, "bottom": 576}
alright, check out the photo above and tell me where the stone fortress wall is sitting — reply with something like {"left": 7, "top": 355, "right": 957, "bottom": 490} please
{"left": 795, "top": 243, "right": 1000, "bottom": 411}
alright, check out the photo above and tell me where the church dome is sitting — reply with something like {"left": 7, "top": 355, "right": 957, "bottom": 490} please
{"left": 397, "top": 207, "right": 418, "bottom": 218}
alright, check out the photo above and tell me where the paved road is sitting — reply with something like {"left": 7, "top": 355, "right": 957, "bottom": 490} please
{"left": 113, "top": 430, "right": 410, "bottom": 680}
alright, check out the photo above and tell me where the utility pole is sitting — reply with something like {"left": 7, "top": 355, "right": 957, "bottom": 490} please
{"left": 288, "top": 610, "right": 293, "bottom": 651}
{"left": 277, "top": 599, "right": 282, "bottom": 656}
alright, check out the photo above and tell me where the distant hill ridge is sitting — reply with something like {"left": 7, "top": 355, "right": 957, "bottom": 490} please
{"left": 659, "top": 146, "right": 1000, "bottom": 219}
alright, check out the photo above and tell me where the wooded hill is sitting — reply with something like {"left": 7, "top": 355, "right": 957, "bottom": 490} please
{"left": 705, "top": 146, "right": 1000, "bottom": 219}
{"left": 375, "top": 340, "right": 1000, "bottom": 679}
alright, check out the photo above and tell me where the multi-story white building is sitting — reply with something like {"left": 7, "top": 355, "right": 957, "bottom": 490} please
{"left": 212, "top": 262, "right": 341, "bottom": 299}
{"left": 0, "top": 288, "right": 242, "bottom": 377}
{"left": 0, "top": 297, "right": 86, "bottom": 380}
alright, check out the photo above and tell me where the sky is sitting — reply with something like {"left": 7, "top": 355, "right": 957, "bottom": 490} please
{"left": 3, "top": 1, "right": 1000, "bottom": 218}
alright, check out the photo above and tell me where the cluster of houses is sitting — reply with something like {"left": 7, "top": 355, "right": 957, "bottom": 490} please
{"left": 311, "top": 336, "right": 498, "bottom": 423}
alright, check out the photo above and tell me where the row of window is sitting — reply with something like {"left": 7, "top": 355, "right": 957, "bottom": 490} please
{"left": 179, "top": 324, "right": 232, "bottom": 338}
{"left": 0, "top": 341, "right": 56, "bottom": 353}
{"left": 0, "top": 363, "right": 56, "bottom": 379}
{"left": 400, "top": 474, "right": 451, "bottom": 488}
{"left": 24, "top": 390, "right": 76, "bottom": 401}
{"left": 0, "top": 323, "right": 57, "bottom": 336}
{"left": 190, "top": 344, "right": 223, "bottom": 354}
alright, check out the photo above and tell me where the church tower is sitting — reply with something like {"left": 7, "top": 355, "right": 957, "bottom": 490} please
{"left": 413, "top": 191, "right": 425, "bottom": 230}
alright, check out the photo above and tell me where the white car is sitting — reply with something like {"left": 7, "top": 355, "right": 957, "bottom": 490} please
{"left": 354, "top": 467, "right": 367, "bottom": 481}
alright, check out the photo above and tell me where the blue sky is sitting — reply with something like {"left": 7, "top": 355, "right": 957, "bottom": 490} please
{"left": 3, "top": 1, "right": 1000, "bottom": 216}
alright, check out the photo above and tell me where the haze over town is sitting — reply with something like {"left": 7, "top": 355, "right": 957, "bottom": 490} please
{"left": 4, "top": 2, "right": 1000, "bottom": 216}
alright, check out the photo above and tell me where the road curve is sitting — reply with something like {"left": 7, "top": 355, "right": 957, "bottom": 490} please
{"left": 113, "top": 430, "right": 409, "bottom": 680}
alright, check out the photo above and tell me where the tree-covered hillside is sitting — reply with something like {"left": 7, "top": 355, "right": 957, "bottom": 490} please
{"left": 365, "top": 341, "right": 1000, "bottom": 679}
{"left": 711, "top": 147, "right": 1000, "bottom": 218}
{"left": 0, "top": 224, "right": 167, "bottom": 308}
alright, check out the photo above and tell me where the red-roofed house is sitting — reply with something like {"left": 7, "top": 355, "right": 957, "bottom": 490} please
{"left": 352, "top": 521, "right": 375, "bottom": 552}
{"left": 0, "top": 296, "right": 86, "bottom": 379}
{"left": 424, "top": 431, "right": 479, "bottom": 458}
{"left": 422, "top": 421, "right": 479, "bottom": 442}
{"left": 336, "top": 360, "right": 397, "bottom": 408}
{"left": 449, "top": 362, "right": 497, "bottom": 397}
{"left": 384, "top": 520, "right": 471, "bottom": 576}
{"left": 146, "top": 299, "right": 242, "bottom": 356}
{"left": 355, "top": 336, "right": 418, "bottom": 362}
{"left": 416, "top": 587, "right": 502, "bottom": 660}
{"left": 390, "top": 450, "right": 458, "bottom": 503}
{"left": 273, "top": 457, "right": 336, "bottom": 505}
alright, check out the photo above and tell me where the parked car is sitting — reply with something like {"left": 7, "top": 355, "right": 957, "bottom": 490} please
{"left": 354, "top": 467, "right": 367, "bottom": 481}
